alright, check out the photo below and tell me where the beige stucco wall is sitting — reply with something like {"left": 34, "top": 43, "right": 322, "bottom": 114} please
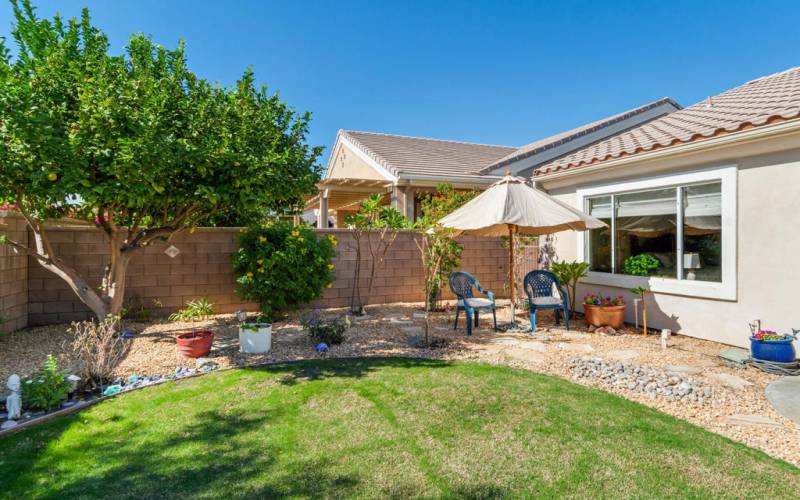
{"left": 327, "top": 143, "right": 388, "bottom": 180}
{"left": 539, "top": 146, "right": 800, "bottom": 349}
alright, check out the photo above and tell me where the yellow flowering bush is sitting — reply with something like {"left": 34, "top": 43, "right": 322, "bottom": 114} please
{"left": 234, "top": 222, "right": 336, "bottom": 321}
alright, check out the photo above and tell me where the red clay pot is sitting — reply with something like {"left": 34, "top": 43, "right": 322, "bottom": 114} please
{"left": 584, "top": 304, "right": 626, "bottom": 329}
{"left": 176, "top": 330, "right": 214, "bottom": 358}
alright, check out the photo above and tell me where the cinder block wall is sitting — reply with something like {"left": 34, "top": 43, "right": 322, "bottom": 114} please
{"left": 0, "top": 213, "right": 28, "bottom": 333}
{"left": 1, "top": 214, "right": 512, "bottom": 328}
{"left": 27, "top": 225, "right": 259, "bottom": 326}
{"left": 311, "top": 230, "right": 510, "bottom": 309}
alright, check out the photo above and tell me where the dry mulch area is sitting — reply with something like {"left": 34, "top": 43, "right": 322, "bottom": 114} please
{"left": 1, "top": 302, "right": 798, "bottom": 466}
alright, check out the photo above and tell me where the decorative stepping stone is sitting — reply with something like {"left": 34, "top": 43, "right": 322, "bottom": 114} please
{"left": 517, "top": 341, "right": 547, "bottom": 353}
{"left": 389, "top": 317, "right": 413, "bottom": 325}
{"left": 402, "top": 326, "right": 423, "bottom": 334}
{"left": 666, "top": 364, "right": 701, "bottom": 375}
{"left": 563, "top": 332, "right": 590, "bottom": 340}
{"left": 724, "top": 414, "right": 783, "bottom": 429}
{"left": 490, "top": 337, "right": 520, "bottom": 345}
{"left": 504, "top": 348, "right": 545, "bottom": 363}
{"left": 706, "top": 372, "right": 754, "bottom": 390}
{"left": 413, "top": 313, "right": 427, "bottom": 319}
{"left": 557, "top": 342, "right": 595, "bottom": 353}
{"left": 607, "top": 350, "right": 640, "bottom": 361}
{"left": 351, "top": 314, "right": 372, "bottom": 322}
{"left": 765, "top": 377, "right": 800, "bottom": 426}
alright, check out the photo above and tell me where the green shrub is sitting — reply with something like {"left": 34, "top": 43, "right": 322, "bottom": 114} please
{"left": 623, "top": 254, "right": 661, "bottom": 276}
{"left": 22, "top": 355, "right": 71, "bottom": 411}
{"left": 169, "top": 298, "right": 214, "bottom": 322}
{"left": 300, "top": 309, "right": 348, "bottom": 345}
{"left": 550, "top": 260, "right": 590, "bottom": 318}
{"left": 233, "top": 222, "right": 336, "bottom": 321}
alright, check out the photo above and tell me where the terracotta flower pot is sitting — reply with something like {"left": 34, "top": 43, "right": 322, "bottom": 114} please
{"left": 584, "top": 304, "right": 626, "bottom": 329}
{"left": 176, "top": 330, "right": 214, "bottom": 358}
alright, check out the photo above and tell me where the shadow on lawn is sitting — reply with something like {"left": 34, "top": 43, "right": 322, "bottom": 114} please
{"left": 248, "top": 357, "right": 457, "bottom": 386}
{"left": 1, "top": 358, "right": 459, "bottom": 498}
{"left": 4, "top": 406, "right": 362, "bottom": 498}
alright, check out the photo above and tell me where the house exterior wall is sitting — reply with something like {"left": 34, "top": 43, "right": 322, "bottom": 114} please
{"left": 538, "top": 145, "right": 800, "bottom": 348}
{"left": 0, "top": 213, "right": 28, "bottom": 333}
{"left": 0, "top": 219, "right": 509, "bottom": 328}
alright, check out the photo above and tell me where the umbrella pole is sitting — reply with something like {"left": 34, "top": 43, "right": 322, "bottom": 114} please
{"left": 509, "top": 225, "right": 515, "bottom": 325}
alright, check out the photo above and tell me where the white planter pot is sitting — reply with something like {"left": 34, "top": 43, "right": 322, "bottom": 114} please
{"left": 239, "top": 323, "right": 272, "bottom": 353}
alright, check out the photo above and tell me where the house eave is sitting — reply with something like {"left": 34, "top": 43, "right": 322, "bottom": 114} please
{"left": 534, "top": 119, "right": 800, "bottom": 183}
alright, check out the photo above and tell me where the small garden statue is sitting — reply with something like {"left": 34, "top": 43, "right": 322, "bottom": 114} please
{"left": 6, "top": 374, "right": 21, "bottom": 420}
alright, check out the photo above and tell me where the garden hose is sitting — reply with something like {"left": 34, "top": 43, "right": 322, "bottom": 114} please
{"left": 748, "top": 358, "right": 800, "bottom": 376}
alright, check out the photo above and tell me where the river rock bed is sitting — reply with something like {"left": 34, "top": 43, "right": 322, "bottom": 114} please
{"left": 569, "top": 357, "right": 714, "bottom": 404}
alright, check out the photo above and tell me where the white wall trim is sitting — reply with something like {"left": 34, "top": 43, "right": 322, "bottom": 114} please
{"left": 575, "top": 165, "right": 738, "bottom": 300}
{"left": 337, "top": 137, "right": 398, "bottom": 182}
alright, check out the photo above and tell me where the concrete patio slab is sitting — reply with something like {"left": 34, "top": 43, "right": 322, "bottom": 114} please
{"left": 765, "top": 377, "right": 800, "bottom": 426}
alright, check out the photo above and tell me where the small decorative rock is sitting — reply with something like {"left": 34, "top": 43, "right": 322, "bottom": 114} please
{"left": 103, "top": 385, "right": 122, "bottom": 397}
{"left": 568, "top": 357, "right": 710, "bottom": 404}
{"left": 1, "top": 420, "right": 18, "bottom": 430}
{"left": 594, "top": 326, "right": 619, "bottom": 336}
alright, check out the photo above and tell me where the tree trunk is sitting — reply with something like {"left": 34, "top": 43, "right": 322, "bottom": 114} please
{"left": 102, "top": 230, "right": 134, "bottom": 318}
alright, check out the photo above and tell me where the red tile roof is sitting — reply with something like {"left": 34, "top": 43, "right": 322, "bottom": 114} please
{"left": 536, "top": 67, "right": 800, "bottom": 176}
{"left": 481, "top": 98, "right": 680, "bottom": 173}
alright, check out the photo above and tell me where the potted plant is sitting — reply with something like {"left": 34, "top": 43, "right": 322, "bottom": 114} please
{"left": 175, "top": 330, "right": 214, "bottom": 358}
{"left": 749, "top": 323, "right": 797, "bottom": 363}
{"left": 238, "top": 312, "right": 272, "bottom": 354}
{"left": 583, "top": 292, "right": 626, "bottom": 329}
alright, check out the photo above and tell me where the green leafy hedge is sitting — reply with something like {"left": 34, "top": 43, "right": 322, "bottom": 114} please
{"left": 233, "top": 223, "right": 336, "bottom": 321}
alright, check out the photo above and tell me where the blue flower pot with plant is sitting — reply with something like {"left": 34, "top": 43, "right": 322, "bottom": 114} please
{"left": 749, "top": 327, "right": 797, "bottom": 363}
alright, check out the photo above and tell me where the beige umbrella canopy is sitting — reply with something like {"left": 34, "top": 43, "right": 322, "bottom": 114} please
{"left": 439, "top": 172, "right": 607, "bottom": 326}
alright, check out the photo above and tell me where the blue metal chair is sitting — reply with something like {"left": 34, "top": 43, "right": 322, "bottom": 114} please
{"left": 448, "top": 271, "right": 497, "bottom": 336}
{"left": 523, "top": 270, "right": 569, "bottom": 332}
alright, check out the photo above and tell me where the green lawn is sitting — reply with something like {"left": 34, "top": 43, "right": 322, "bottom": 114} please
{"left": 1, "top": 359, "right": 798, "bottom": 498}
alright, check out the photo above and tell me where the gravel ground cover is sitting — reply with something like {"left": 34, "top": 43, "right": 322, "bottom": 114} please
{"left": 1, "top": 301, "right": 798, "bottom": 466}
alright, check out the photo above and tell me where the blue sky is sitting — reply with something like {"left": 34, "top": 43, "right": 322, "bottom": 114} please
{"left": 2, "top": 1, "right": 799, "bottom": 165}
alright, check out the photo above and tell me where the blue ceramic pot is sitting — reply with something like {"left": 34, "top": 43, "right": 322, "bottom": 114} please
{"left": 749, "top": 336, "right": 796, "bottom": 363}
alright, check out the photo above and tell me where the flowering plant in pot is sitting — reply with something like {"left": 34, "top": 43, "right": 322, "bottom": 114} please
{"left": 583, "top": 293, "right": 626, "bottom": 329}
{"left": 237, "top": 311, "right": 272, "bottom": 354}
{"left": 748, "top": 322, "right": 798, "bottom": 363}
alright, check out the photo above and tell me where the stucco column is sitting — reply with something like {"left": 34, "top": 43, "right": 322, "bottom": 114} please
{"left": 317, "top": 191, "right": 328, "bottom": 229}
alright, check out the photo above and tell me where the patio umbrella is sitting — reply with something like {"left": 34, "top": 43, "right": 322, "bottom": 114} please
{"left": 439, "top": 172, "right": 607, "bottom": 328}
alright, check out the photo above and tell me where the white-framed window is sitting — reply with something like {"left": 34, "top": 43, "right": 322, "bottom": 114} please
{"left": 576, "top": 165, "right": 737, "bottom": 300}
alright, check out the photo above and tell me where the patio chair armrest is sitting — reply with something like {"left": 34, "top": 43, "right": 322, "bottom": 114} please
{"left": 485, "top": 290, "right": 496, "bottom": 303}
{"left": 475, "top": 281, "right": 492, "bottom": 299}
{"left": 557, "top": 284, "right": 569, "bottom": 302}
